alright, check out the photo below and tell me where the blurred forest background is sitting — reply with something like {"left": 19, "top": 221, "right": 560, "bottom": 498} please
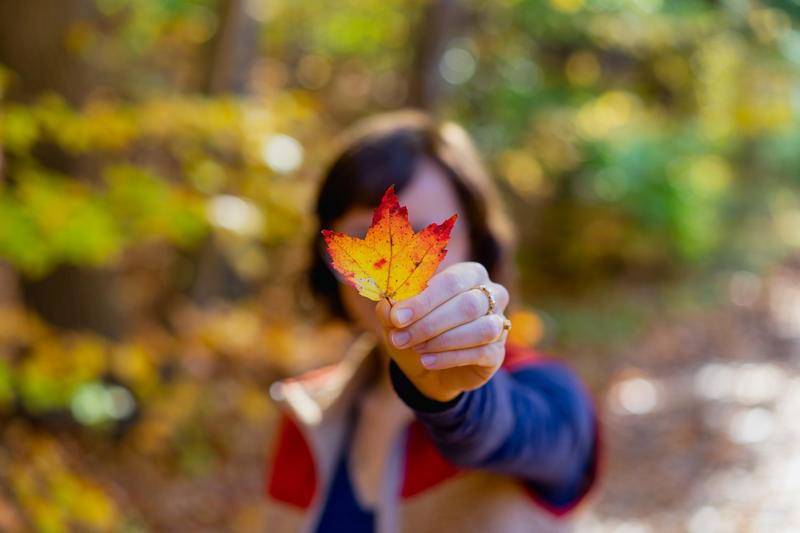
{"left": 1, "top": 0, "right": 800, "bottom": 531}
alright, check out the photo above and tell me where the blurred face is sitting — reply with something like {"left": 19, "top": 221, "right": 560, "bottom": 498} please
{"left": 330, "top": 158, "right": 471, "bottom": 337}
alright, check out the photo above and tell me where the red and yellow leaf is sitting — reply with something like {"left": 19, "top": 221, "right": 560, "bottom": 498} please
{"left": 322, "top": 185, "right": 457, "bottom": 302}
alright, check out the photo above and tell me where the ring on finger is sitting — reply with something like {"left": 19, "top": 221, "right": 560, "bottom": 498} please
{"left": 493, "top": 316, "right": 512, "bottom": 342}
{"left": 472, "top": 284, "right": 496, "bottom": 315}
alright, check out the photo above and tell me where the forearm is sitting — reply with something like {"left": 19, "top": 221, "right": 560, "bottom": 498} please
{"left": 389, "top": 359, "right": 597, "bottom": 498}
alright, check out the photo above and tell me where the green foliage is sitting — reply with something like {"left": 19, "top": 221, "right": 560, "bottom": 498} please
{"left": 0, "top": 91, "right": 321, "bottom": 278}
{"left": 453, "top": 0, "right": 798, "bottom": 277}
{"left": 261, "top": 0, "right": 800, "bottom": 278}
{"left": 1, "top": 0, "right": 800, "bottom": 529}
{"left": 3, "top": 0, "right": 795, "bottom": 281}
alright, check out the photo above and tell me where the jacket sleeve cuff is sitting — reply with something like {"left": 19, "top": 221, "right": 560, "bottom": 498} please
{"left": 388, "top": 359, "right": 464, "bottom": 413}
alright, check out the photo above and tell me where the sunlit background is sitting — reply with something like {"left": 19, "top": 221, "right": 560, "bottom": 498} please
{"left": 1, "top": 0, "right": 800, "bottom": 531}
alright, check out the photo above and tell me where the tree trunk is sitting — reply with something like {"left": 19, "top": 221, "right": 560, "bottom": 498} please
{"left": 0, "top": 0, "right": 97, "bottom": 105}
{"left": 0, "top": 0, "right": 129, "bottom": 339}
{"left": 203, "top": 0, "right": 260, "bottom": 94}
{"left": 190, "top": 0, "right": 260, "bottom": 305}
{"left": 407, "top": 0, "right": 464, "bottom": 113}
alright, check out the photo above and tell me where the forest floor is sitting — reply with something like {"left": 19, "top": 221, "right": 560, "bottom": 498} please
{"left": 576, "top": 260, "right": 800, "bottom": 532}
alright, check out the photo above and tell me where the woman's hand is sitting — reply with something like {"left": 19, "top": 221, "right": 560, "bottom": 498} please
{"left": 375, "top": 262, "right": 510, "bottom": 403}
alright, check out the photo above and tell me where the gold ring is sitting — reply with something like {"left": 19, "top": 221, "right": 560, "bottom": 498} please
{"left": 473, "top": 285, "right": 496, "bottom": 315}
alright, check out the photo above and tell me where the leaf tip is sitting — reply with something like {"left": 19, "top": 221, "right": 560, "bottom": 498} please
{"left": 442, "top": 213, "right": 457, "bottom": 230}
{"left": 372, "top": 184, "right": 400, "bottom": 226}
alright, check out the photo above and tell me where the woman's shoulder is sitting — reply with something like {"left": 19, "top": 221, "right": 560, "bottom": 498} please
{"left": 268, "top": 362, "right": 342, "bottom": 405}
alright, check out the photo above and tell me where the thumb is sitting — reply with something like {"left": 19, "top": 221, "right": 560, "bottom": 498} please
{"left": 374, "top": 299, "right": 392, "bottom": 329}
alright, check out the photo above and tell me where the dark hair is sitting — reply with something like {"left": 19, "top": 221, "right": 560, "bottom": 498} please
{"left": 309, "top": 109, "right": 516, "bottom": 320}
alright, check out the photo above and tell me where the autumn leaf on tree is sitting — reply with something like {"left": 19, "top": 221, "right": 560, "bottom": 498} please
{"left": 322, "top": 185, "right": 457, "bottom": 302}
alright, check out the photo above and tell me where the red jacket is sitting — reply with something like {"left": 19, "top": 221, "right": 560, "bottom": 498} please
{"left": 264, "top": 334, "right": 598, "bottom": 532}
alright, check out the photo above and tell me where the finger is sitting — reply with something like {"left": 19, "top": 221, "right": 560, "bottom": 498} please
{"left": 388, "top": 286, "right": 496, "bottom": 349}
{"left": 489, "top": 282, "right": 510, "bottom": 314}
{"left": 413, "top": 314, "right": 507, "bottom": 354}
{"left": 476, "top": 282, "right": 510, "bottom": 316}
{"left": 419, "top": 341, "right": 506, "bottom": 370}
{"left": 390, "top": 262, "right": 489, "bottom": 328}
{"left": 375, "top": 299, "right": 392, "bottom": 329}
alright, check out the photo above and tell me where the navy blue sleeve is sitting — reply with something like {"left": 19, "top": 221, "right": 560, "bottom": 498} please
{"left": 389, "top": 357, "right": 597, "bottom": 510}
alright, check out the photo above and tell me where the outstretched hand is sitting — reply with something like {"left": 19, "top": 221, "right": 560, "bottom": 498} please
{"left": 375, "top": 262, "right": 510, "bottom": 403}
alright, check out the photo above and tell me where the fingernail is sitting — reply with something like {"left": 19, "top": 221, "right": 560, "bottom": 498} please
{"left": 393, "top": 308, "right": 413, "bottom": 326}
{"left": 391, "top": 330, "right": 410, "bottom": 348}
{"left": 420, "top": 355, "right": 437, "bottom": 368}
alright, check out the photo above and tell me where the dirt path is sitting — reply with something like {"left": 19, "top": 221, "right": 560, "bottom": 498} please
{"left": 577, "top": 267, "right": 800, "bottom": 532}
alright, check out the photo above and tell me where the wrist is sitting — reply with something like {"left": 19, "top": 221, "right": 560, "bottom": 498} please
{"left": 423, "top": 388, "right": 462, "bottom": 403}
{"left": 388, "top": 359, "right": 465, "bottom": 412}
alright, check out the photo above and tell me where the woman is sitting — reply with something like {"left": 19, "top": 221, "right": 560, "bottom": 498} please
{"left": 264, "top": 110, "right": 598, "bottom": 533}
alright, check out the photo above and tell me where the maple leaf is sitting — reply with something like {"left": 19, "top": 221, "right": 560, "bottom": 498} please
{"left": 322, "top": 185, "right": 457, "bottom": 302}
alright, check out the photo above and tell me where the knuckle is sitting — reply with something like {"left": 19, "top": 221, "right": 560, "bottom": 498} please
{"left": 480, "top": 346, "right": 496, "bottom": 365}
{"left": 411, "top": 292, "right": 430, "bottom": 317}
{"left": 495, "top": 342, "right": 507, "bottom": 363}
{"left": 469, "top": 262, "right": 488, "bottom": 282}
{"left": 478, "top": 317, "right": 499, "bottom": 341}
{"left": 440, "top": 271, "right": 463, "bottom": 296}
{"left": 479, "top": 343, "right": 501, "bottom": 366}
{"left": 493, "top": 340, "right": 505, "bottom": 357}
{"left": 411, "top": 318, "right": 434, "bottom": 342}
{"left": 462, "top": 290, "right": 484, "bottom": 318}
{"left": 494, "top": 283, "right": 510, "bottom": 310}
{"left": 491, "top": 315, "right": 504, "bottom": 338}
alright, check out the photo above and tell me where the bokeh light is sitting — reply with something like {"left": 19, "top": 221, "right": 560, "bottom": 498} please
{"left": 260, "top": 133, "right": 304, "bottom": 174}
